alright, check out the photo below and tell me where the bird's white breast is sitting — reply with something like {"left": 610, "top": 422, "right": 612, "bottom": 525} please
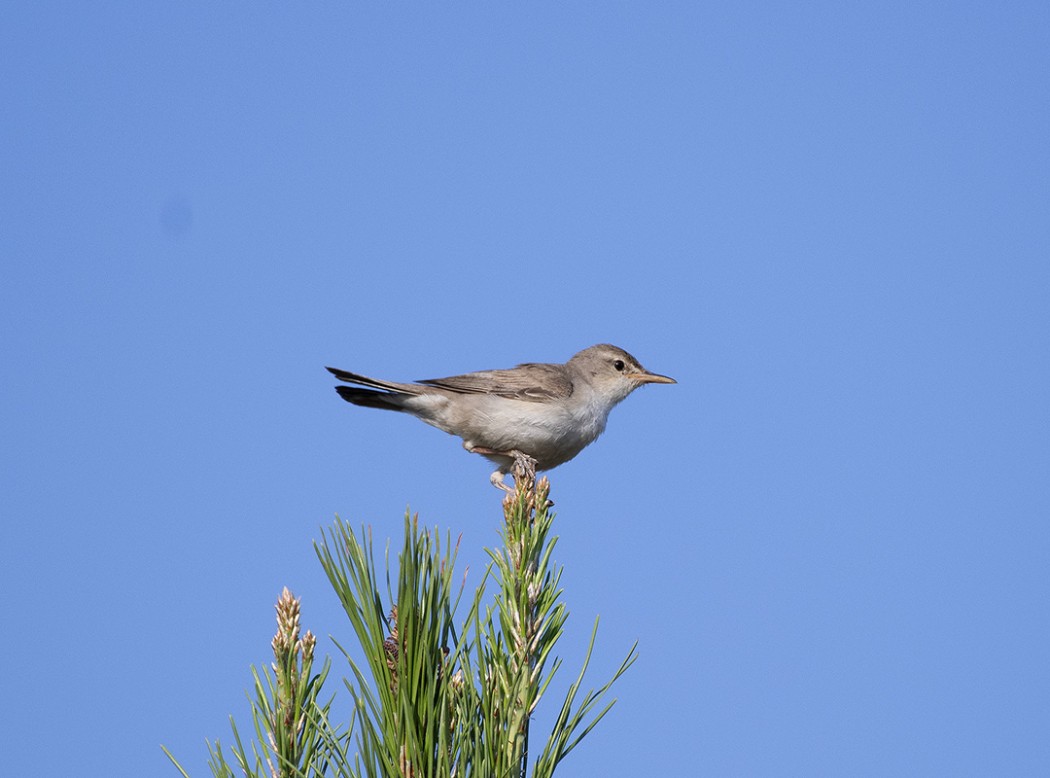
{"left": 409, "top": 389, "right": 612, "bottom": 470}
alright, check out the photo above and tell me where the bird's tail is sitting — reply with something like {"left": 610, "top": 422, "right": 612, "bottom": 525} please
{"left": 326, "top": 366, "right": 421, "bottom": 411}
{"left": 333, "top": 386, "right": 409, "bottom": 410}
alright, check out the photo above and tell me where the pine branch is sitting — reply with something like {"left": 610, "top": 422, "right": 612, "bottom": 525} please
{"left": 165, "top": 470, "right": 634, "bottom": 777}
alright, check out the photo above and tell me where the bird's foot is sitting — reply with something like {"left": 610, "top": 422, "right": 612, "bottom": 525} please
{"left": 505, "top": 453, "right": 554, "bottom": 512}
{"left": 507, "top": 450, "right": 537, "bottom": 485}
{"left": 471, "top": 445, "right": 538, "bottom": 494}
{"left": 489, "top": 469, "right": 513, "bottom": 493}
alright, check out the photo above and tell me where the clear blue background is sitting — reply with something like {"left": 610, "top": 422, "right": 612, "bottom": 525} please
{"left": 3, "top": 3, "right": 1048, "bottom": 775}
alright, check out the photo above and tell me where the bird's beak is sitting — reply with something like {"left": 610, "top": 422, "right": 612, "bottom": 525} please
{"left": 628, "top": 371, "right": 676, "bottom": 385}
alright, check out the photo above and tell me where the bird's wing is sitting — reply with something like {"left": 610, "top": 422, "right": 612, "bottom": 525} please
{"left": 418, "top": 362, "right": 574, "bottom": 402}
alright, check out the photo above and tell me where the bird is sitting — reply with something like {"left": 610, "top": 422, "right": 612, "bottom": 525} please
{"left": 326, "top": 343, "right": 676, "bottom": 490}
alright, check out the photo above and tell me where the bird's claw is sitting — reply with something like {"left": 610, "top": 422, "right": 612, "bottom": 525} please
{"left": 490, "top": 469, "right": 513, "bottom": 492}
{"left": 473, "top": 445, "right": 536, "bottom": 492}
{"left": 508, "top": 450, "right": 537, "bottom": 485}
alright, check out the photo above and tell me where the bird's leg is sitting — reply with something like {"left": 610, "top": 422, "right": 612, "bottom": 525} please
{"left": 489, "top": 469, "right": 513, "bottom": 492}
{"left": 468, "top": 444, "right": 536, "bottom": 493}
{"left": 508, "top": 450, "right": 537, "bottom": 487}
{"left": 507, "top": 452, "right": 554, "bottom": 511}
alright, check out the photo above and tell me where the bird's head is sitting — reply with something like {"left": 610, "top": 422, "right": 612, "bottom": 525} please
{"left": 569, "top": 344, "right": 676, "bottom": 405}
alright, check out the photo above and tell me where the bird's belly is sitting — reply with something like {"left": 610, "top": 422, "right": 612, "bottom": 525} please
{"left": 453, "top": 398, "right": 604, "bottom": 470}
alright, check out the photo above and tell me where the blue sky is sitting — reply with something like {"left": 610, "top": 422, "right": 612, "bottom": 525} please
{"left": 2, "top": 3, "right": 1048, "bottom": 775}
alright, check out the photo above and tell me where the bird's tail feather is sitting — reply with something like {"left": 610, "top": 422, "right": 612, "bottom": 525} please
{"left": 334, "top": 385, "right": 409, "bottom": 411}
{"left": 326, "top": 366, "right": 421, "bottom": 393}
{"left": 327, "top": 366, "right": 426, "bottom": 410}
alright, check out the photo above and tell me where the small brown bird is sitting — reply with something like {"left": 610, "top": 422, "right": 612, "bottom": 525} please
{"left": 327, "top": 344, "right": 675, "bottom": 490}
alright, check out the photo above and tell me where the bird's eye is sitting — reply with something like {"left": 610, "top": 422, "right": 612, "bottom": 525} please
{"left": 613, "top": 359, "right": 625, "bottom": 372}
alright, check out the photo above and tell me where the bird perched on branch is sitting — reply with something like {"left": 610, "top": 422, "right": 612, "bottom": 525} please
{"left": 326, "top": 343, "right": 675, "bottom": 491}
